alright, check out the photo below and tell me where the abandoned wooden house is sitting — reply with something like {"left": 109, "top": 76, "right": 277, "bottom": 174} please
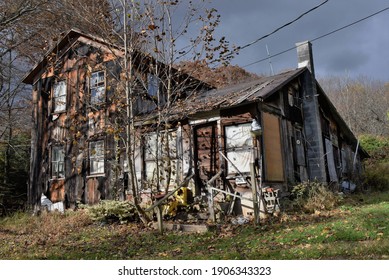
{"left": 23, "top": 29, "right": 368, "bottom": 217}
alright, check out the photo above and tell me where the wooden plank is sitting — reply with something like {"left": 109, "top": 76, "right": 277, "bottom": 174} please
{"left": 325, "top": 138, "right": 338, "bottom": 182}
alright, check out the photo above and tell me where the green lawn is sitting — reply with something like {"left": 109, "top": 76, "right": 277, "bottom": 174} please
{"left": 1, "top": 191, "right": 389, "bottom": 260}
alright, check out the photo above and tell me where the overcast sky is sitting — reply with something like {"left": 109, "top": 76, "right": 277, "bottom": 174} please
{"left": 206, "top": 0, "right": 389, "bottom": 81}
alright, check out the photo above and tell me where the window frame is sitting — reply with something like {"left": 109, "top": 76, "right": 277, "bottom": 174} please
{"left": 89, "top": 140, "right": 105, "bottom": 175}
{"left": 147, "top": 72, "right": 160, "bottom": 98}
{"left": 224, "top": 122, "right": 253, "bottom": 177}
{"left": 143, "top": 130, "right": 178, "bottom": 189}
{"left": 53, "top": 80, "right": 67, "bottom": 113}
{"left": 287, "top": 84, "right": 302, "bottom": 108}
{"left": 51, "top": 145, "right": 65, "bottom": 179}
{"left": 90, "top": 70, "right": 106, "bottom": 105}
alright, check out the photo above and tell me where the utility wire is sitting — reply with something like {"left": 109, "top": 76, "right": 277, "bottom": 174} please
{"left": 243, "top": 6, "right": 389, "bottom": 68}
{"left": 211, "top": 1, "right": 329, "bottom": 65}
{"left": 311, "top": 6, "right": 389, "bottom": 43}
{"left": 238, "top": 0, "right": 329, "bottom": 51}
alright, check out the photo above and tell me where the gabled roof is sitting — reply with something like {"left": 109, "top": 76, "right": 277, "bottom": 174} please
{"left": 22, "top": 29, "right": 213, "bottom": 90}
{"left": 22, "top": 29, "right": 121, "bottom": 85}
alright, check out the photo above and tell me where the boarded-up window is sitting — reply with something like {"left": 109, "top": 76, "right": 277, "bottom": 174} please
{"left": 263, "top": 112, "right": 284, "bottom": 181}
{"left": 225, "top": 123, "right": 252, "bottom": 175}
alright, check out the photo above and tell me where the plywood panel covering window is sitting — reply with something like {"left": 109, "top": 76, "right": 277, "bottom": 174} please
{"left": 263, "top": 112, "right": 284, "bottom": 182}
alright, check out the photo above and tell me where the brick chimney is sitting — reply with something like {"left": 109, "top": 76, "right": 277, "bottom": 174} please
{"left": 296, "top": 41, "right": 327, "bottom": 182}
{"left": 296, "top": 41, "right": 315, "bottom": 76}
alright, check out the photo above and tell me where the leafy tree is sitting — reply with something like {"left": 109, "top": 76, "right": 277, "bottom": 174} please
{"left": 319, "top": 75, "right": 389, "bottom": 137}
{"left": 15, "top": 0, "right": 234, "bottom": 221}
{"left": 90, "top": 0, "right": 235, "bottom": 222}
{"left": 176, "top": 60, "right": 259, "bottom": 88}
{"left": 0, "top": 0, "right": 112, "bottom": 214}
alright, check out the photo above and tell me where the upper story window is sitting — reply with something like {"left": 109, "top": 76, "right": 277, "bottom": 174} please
{"left": 51, "top": 146, "right": 65, "bottom": 179}
{"left": 90, "top": 71, "right": 105, "bottom": 104}
{"left": 287, "top": 83, "right": 301, "bottom": 108}
{"left": 147, "top": 73, "right": 160, "bottom": 98}
{"left": 89, "top": 140, "right": 105, "bottom": 175}
{"left": 53, "top": 80, "right": 67, "bottom": 113}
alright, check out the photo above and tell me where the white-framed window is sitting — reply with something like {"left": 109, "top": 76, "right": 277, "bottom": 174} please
{"left": 89, "top": 140, "right": 105, "bottom": 175}
{"left": 52, "top": 146, "right": 65, "bottom": 178}
{"left": 90, "top": 71, "right": 105, "bottom": 104}
{"left": 144, "top": 130, "right": 178, "bottom": 189}
{"left": 53, "top": 80, "right": 67, "bottom": 112}
{"left": 225, "top": 123, "right": 253, "bottom": 176}
{"left": 147, "top": 73, "right": 159, "bottom": 97}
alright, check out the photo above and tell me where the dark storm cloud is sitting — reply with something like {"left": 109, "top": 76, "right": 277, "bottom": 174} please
{"left": 209, "top": 0, "right": 389, "bottom": 81}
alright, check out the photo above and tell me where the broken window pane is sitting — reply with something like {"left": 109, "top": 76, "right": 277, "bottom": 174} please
{"left": 53, "top": 80, "right": 67, "bottom": 112}
{"left": 90, "top": 71, "right": 105, "bottom": 104}
{"left": 52, "top": 146, "right": 65, "bottom": 178}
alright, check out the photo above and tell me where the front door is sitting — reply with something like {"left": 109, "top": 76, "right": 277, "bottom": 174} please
{"left": 194, "top": 122, "right": 219, "bottom": 195}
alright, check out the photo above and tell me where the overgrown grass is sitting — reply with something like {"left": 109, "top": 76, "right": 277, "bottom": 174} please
{"left": 1, "top": 191, "right": 389, "bottom": 260}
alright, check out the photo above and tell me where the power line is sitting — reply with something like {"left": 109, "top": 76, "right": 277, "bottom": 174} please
{"left": 243, "top": 6, "right": 389, "bottom": 68}
{"left": 311, "top": 6, "right": 389, "bottom": 43}
{"left": 215, "top": 0, "right": 329, "bottom": 64}
{"left": 238, "top": 0, "right": 329, "bottom": 51}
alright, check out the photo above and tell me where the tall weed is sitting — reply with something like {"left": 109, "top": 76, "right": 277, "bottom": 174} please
{"left": 291, "top": 181, "right": 341, "bottom": 213}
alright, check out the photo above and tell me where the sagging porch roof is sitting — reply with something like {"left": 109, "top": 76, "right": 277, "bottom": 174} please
{"left": 140, "top": 66, "right": 368, "bottom": 158}
{"left": 155, "top": 67, "right": 306, "bottom": 121}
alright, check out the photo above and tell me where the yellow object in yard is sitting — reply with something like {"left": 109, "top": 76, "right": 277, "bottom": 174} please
{"left": 162, "top": 187, "right": 189, "bottom": 217}
{"left": 175, "top": 187, "right": 188, "bottom": 206}
{"left": 162, "top": 199, "right": 179, "bottom": 216}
